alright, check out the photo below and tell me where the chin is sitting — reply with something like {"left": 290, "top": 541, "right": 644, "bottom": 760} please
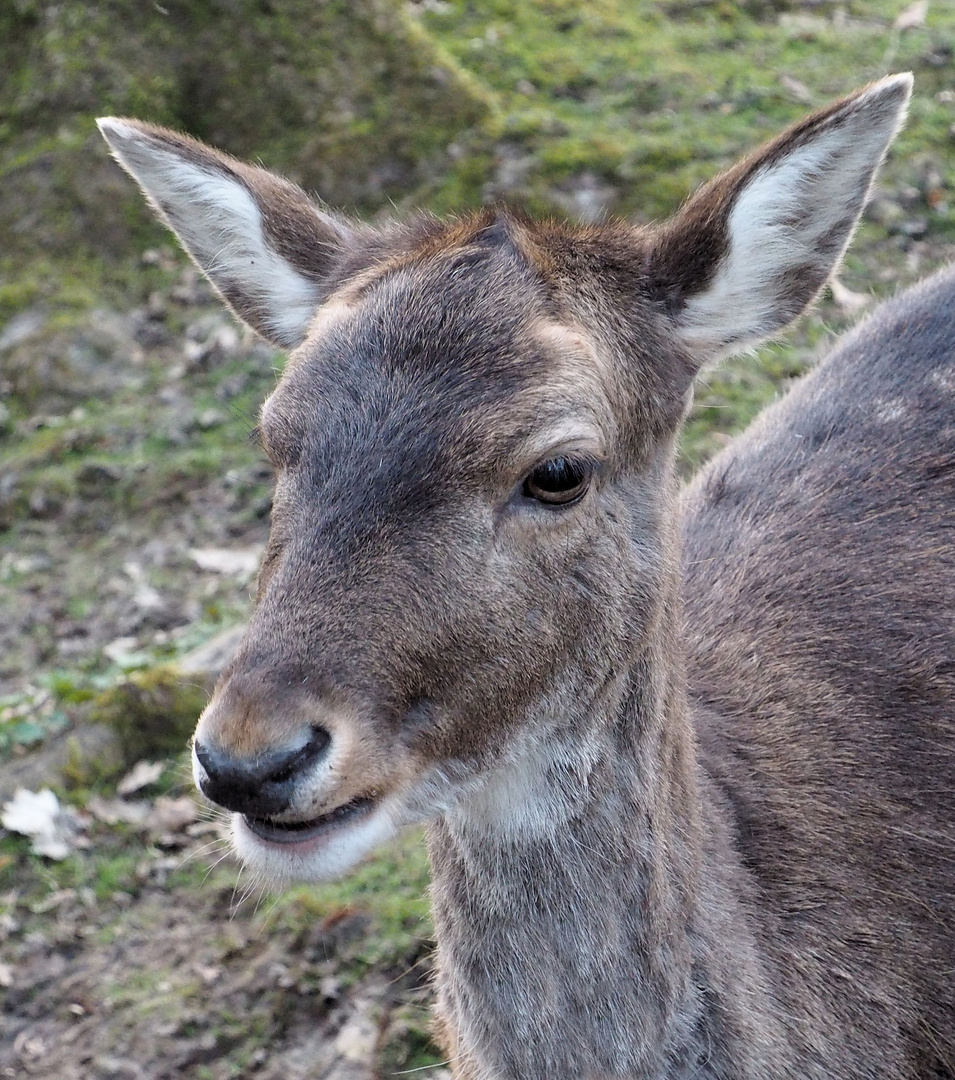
{"left": 230, "top": 800, "right": 401, "bottom": 885}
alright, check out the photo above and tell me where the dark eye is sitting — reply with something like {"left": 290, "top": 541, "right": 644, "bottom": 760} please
{"left": 522, "top": 456, "right": 592, "bottom": 506}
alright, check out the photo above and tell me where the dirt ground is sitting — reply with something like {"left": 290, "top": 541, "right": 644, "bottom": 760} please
{"left": 1, "top": 831, "right": 439, "bottom": 1080}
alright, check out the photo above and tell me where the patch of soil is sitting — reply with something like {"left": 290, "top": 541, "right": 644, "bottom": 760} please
{"left": 0, "top": 830, "right": 439, "bottom": 1080}
{"left": 0, "top": 258, "right": 275, "bottom": 698}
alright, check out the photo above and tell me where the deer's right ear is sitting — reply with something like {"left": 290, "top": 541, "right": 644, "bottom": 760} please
{"left": 97, "top": 118, "right": 351, "bottom": 349}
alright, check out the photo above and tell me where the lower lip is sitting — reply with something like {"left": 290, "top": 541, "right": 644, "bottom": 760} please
{"left": 241, "top": 797, "right": 375, "bottom": 848}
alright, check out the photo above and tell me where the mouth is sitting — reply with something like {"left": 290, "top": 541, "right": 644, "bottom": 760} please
{"left": 242, "top": 796, "right": 376, "bottom": 846}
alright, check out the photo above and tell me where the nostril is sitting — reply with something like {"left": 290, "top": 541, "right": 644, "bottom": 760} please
{"left": 262, "top": 726, "right": 331, "bottom": 784}
{"left": 194, "top": 740, "right": 219, "bottom": 778}
{"left": 193, "top": 726, "right": 332, "bottom": 817}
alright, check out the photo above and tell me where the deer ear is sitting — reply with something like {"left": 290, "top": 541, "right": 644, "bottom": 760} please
{"left": 97, "top": 118, "right": 351, "bottom": 349}
{"left": 647, "top": 74, "right": 912, "bottom": 362}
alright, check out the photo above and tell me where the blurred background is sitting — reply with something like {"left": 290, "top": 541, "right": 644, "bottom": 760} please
{"left": 1, "top": 1, "right": 953, "bottom": 1077}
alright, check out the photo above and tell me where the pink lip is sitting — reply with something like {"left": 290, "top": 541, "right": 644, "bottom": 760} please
{"left": 239, "top": 796, "right": 375, "bottom": 848}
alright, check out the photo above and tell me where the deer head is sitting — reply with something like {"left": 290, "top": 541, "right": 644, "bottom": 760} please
{"left": 98, "top": 74, "right": 911, "bottom": 884}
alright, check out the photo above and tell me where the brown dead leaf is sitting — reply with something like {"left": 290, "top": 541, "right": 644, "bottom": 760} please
{"left": 86, "top": 795, "right": 151, "bottom": 826}
{"left": 146, "top": 795, "right": 198, "bottom": 834}
{"left": 830, "top": 278, "right": 872, "bottom": 314}
{"left": 30, "top": 888, "right": 76, "bottom": 915}
{"left": 780, "top": 74, "right": 813, "bottom": 104}
{"left": 117, "top": 760, "right": 165, "bottom": 797}
{"left": 189, "top": 547, "right": 262, "bottom": 579}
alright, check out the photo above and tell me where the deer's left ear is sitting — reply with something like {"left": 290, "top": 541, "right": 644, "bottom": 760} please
{"left": 646, "top": 74, "right": 912, "bottom": 363}
{"left": 97, "top": 118, "right": 352, "bottom": 349}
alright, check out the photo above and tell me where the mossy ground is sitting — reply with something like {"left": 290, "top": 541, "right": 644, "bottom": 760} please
{"left": 2, "top": 1, "right": 955, "bottom": 1076}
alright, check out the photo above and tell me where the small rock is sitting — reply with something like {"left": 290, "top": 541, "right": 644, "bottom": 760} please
{"left": 829, "top": 278, "right": 871, "bottom": 315}
{"left": 195, "top": 408, "right": 226, "bottom": 430}
{"left": 183, "top": 338, "right": 212, "bottom": 367}
{"left": 0, "top": 913, "right": 20, "bottom": 940}
{"left": 141, "top": 248, "right": 177, "bottom": 271}
{"left": 77, "top": 462, "right": 123, "bottom": 493}
{"left": 215, "top": 372, "right": 251, "bottom": 399}
{"left": 28, "top": 487, "right": 62, "bottom": 519}
{"left": 194, "top": 963, "right": 221, "bottom": 985}
{"left": 334, "top": 1013, "right": 379, "bottom": 1062}
{"left": 0, "top": 308, "right": 47, "bottom": 352}
{"left": 93, "top": 1055, "right": 145, "bottom": 1079}
{"left": 124, "top": 561, "right": 164, "bottom": 614}
{"left": 13, "top": 1029, "right": 46, "bottom": 1061}
{"left": 103, "top": 636, "right": 141, "bottom": 664}
{"left": 177, "top": 626, "right": 246, "bottom": 685}
{"left": 0, "top": 724, "right": 122, "bottom": 804}
{"left": 135, "top": 319, "right": 171, "bottom": 348}
{"left": 864, "top": 194, "right": 904, "bottom": 227}
{"left": 899, "top": 219, "right": 929, "bottom": 239}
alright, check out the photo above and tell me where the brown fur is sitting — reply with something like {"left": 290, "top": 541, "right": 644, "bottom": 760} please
{"left": 98, "top": 76, "right": 952, "bottom": 1078}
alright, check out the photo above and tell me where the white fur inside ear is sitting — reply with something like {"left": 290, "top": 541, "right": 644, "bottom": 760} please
{"left": 676, "top": 79, "right": 909, "bottom": 359}
{"left": 171, "top": 165, "right": 322, "bottom": 347}
{"left": 677, "top": 136, "right": 852, "bottom": 355}
{"left": 98, "top": 119, "right": 325, "bottom": 347}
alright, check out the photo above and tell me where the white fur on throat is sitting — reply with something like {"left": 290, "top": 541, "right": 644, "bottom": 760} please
{"left": 97, "top": 118, "right": 331, "bottom": 348}
{"left": 448, "top": 725, "right": 605, "bottom": 843}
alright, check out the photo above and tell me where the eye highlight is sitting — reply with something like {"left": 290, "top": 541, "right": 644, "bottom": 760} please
{"left": 522, "top": 455, "right": 594, "bottom": 506}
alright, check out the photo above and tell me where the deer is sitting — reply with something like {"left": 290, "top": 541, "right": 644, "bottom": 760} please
{"left": 97, "top": 72, "right": 955, "bottom": 1078}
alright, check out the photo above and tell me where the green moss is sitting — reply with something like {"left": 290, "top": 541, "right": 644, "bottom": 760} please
{"left": 379, "top": 999, "right": 445, "bottom": 1074}
{"left": 272, "top": 828, "right": 433, "bottom": 973}
{"left": 0, "top": 0, "right": 495, "bottom": 286}
{"left": 91, "top": 664, "right": 207, "bottom": 763}
{"left": 58, "top": 733, "right": 126, "bottom": 791}
{"left": 420, "top": 0, "right": 955, "bottom": 220}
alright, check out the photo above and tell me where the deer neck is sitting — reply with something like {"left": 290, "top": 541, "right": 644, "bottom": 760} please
{"left": 426, "top": 516, "right": 723, "bottom": 1079}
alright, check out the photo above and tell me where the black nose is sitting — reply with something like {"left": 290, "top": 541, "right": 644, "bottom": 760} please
{"left": 194, "top": 727, "right": 331, "bottom": 817}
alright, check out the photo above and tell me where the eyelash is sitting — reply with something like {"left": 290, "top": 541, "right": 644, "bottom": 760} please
{"left": 521, "top": 454, "right": 598, "bottom": 506}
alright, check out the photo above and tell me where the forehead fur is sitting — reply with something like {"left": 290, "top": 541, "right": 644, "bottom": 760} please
{"left": 331, "top": 206, "right": 556, "bottom": 303}
{"left": 262, "top": 207, "right": 683, "bottom": 470}
{"left": 275, "top": 212, "right": 564, "bottom": 415}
